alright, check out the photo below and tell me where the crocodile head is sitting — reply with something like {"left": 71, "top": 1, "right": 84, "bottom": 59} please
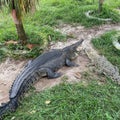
{"left": 63, "top": 39, "right": 84, "bottom": 60}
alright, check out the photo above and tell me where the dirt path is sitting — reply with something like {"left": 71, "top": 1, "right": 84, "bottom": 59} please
{"left": 0, "top": 23, "right": 120, "bottom": 104}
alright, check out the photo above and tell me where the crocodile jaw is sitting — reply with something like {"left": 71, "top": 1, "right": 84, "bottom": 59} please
{"left": 70, "top": 52, "right": 79, "bottom": 60}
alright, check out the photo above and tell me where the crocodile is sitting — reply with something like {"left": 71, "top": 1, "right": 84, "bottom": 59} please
{"left": 0, "top": 39, "right": 84, "bottom": 118}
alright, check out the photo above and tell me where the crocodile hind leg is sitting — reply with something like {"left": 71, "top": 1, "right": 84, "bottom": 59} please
{"left": 65, "top": 59, "right": 79, "bottom": 67}
{"left": 38, "top": 68, "right": 61, "bottom": 79}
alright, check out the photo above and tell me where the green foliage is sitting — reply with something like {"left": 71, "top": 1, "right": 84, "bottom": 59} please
{"left": 0, "top": 0, "right": 39, "bottom": 17}
{"left": 104, "top": 0, "right": 120, "bottom": 8}
{"left": 0, "top": 0, "right": 120, "bottom": 60}
{"left": 37, "top": 0, "right": 102, "bottom": 27}
{"left": 37, "top": 0, "right": 120, "bottom": 26}
{"left": 4, "top": 78, "right": 120, "bottom": 120}
{"left": 90, "top": 6, "right": 120, "bottom": 22}
{"left": 0, "top": 49, "right": 6, "bottom": 62}
{"left": 92, "top": 31, "right": 120, "bottom": 69}
{"left": 0, "top": 24, "right": 65, "bottom": 59}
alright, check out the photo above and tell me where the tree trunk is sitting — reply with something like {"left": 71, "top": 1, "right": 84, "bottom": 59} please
{"left": 11, "top": 9, "right": 27, "bottom": 45}
{"left": 31, "top": 0, "right": 36, "bottom": 14}
{"left": 98, "top": 0, "right": 104, "bottom": 13}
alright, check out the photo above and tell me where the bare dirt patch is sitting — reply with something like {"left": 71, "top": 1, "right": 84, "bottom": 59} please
{"left": 0, "top": 23, "right": 120, "bottom": 104}
{"left": 0, "top": 58, "right": 27, "bottom": 104}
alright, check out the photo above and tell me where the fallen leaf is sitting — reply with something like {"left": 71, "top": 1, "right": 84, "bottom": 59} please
{"left": 29, "top": 110, "right": 36, "bottom": 114}
{"left": 74, "top": 72, "right": 81, "bottom": 79}
{"left": 26, "top": 44, "right": 39, "bottom": 50}
{"left": 26, "top": 44, "right": 34, "bottom": 50}
{"left": 11, "top": 116, "right": 15, "bottom": 120}
{"left": 45, "top": 100, "right": 51, "bottom": 105}
{"left": 5, "top": 40, "right": 18, "bottom": 45}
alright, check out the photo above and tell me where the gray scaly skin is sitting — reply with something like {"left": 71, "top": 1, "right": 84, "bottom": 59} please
{"left": 0, "top": 39, "right": 84, "bottom": 119}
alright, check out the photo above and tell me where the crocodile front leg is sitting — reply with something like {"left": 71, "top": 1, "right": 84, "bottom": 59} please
{"left": 65, "top": 59, "right": 79, "bottom": 67}
{"left": 38, "top": 68, "right": 61, "bottom": 79}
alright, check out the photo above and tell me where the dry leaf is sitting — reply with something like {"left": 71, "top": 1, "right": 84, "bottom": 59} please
{"left": 5, "top": 40, "right": 18, "bottom": 45}
{"left": 45, "top": 100, "right": 51, "bottom": 105}
{"left": 74, "top": 72, "right": 81, "bottom": 79}
{"left": 26, "top": 44, "right": 34, "bottom": 50}
{"left": 11, "top": 116, "right": 16, "bottom": 120}
{"left": 29, "top": 110, "right": 36, "bottom": 114}
{"left": 26, "top": 44, "right": 39, "bottom": 50}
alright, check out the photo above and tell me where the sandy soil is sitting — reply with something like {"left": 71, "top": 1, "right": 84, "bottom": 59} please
{"left": 0, "top": 58, "right": 27, "bottom": 104}
{"left": 0, "top": 23, "right": 120, "bottom": 104}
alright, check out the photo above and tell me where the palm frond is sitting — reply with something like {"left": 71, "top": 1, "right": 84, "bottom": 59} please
{"left": 0, "top": 0, "right": 39, "bottom": 17}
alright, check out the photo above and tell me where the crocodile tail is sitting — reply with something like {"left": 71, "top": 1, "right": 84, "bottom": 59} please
{"left": 0, "top": 97, "right": 18, "bottom": 119}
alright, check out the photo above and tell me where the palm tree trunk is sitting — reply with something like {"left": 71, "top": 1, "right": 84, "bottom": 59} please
{"left": 31, "top": 0, "right": 36, "bottom": 14}
{"left": 11, "top": 9, "right": 27, "bottom": 45}
{"left": 98, "top": 0, "right": 104, "bottom": 13}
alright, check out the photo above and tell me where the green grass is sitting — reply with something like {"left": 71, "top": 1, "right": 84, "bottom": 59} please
{"left": 1, "top": 1, "right": 120, "bottom": 119}
{"left": 0, "top": 12, "right": 65, "bottom": 61}
{"left": 3, "top": 78, "right": 120, "bottom": 120}
{"left": 92, "top": 31, "right": 120, "bottom": 69}
{"left": 104, "top": 0, "right": 120, "bottom": 8}
{"left": 36, "top": 0, "right": 120, "bottom": 27}
{"left": 0, "top": 0, "right": 120, "bottom": 60}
